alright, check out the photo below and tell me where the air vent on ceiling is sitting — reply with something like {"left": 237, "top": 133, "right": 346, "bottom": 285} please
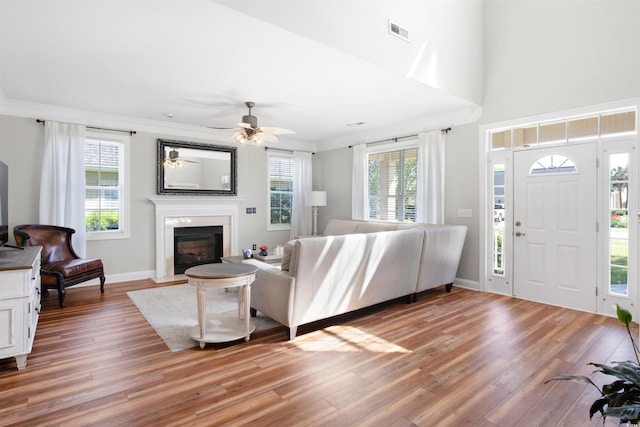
{"left": 388, "top": 20, "right": 409, "bottom": 42}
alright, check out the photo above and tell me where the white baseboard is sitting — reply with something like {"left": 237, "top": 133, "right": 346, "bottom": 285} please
{"left": 72, "top": 269, "right": 157, "bottom": 288}
{"left": 453, "top": 277, "right": 479, "bottom": 291}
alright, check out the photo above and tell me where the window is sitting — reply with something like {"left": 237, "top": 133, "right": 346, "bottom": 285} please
{"left": 268, "top": 153, "right": 293, "bottom": 229}
{"left": 490, "top": 108, "right": 636, "bottom": 150}
{"left": 368, "top": 147, "right": 417, "bottom": 222}
{"left": 609, "top": 152, "right": 630, "bottom": 296}
{"left": 492, "top": 164, "right": 505, "bottom": 276}
{"left": 85, "top": 131, "right": 129, "bottom": 240}
{"left": 529, "top": 155, "right": 577, "bottom": 175}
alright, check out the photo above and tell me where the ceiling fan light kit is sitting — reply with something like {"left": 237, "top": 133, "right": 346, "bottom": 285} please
{"left": 233, "top": 129, "right": 264, "bottom": 146}
{"left": 164, "top": 149, "right": 184, "bottom": 168}
{"left": 213, "top": 101, "right": 295, "bottom": 146}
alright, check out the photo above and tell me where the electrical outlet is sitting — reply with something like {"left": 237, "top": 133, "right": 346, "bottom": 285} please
{"left": 252, "top": 244, "right": 257, "bottom": 250}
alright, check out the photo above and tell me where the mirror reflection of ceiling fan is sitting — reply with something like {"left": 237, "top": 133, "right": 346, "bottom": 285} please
{"left": 163, "top": 148, "right": 199, "bottom": 168}
{"left": 210, "top": 101, "right": 295, "bottom": 145}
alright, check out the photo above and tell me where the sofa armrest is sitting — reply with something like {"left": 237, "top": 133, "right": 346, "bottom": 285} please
{"left": 242, "top": 259, "right": 296, "bottom": 329}
{"left": 416, "top": 225, "right": 467, "bottom": 292}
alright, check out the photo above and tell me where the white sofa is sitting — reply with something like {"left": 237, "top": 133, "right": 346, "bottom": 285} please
{"left": 245, "top": 219, "right": 467, "bottom": 340}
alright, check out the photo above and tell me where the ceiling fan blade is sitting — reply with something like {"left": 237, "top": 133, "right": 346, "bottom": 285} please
{"left": 208, "top": 126, "right": 240, "bottom": 131}
{"left": 238, "top": 122, "right": 255, "bottom": 130}
{"left": 257, "top": 132, "right": 279, "bottom": 143}
{"left": 259, "top": 126, "right": 295, "bottom": 135}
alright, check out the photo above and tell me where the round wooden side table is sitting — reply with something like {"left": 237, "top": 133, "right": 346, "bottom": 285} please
{"left": 185, "top": 263, "right": 258, "bottom": 348}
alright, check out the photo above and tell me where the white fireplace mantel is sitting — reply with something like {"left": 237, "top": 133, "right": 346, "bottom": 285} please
{"left": 150, "top": 197, "right": 242, "bottom": 278}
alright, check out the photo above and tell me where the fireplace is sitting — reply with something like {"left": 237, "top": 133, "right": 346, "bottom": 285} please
{"left": 173, "top": 226, "right": 223, "bottom": 274}
{"left": 150, "top": 197, "right": 240, "bottom": 279}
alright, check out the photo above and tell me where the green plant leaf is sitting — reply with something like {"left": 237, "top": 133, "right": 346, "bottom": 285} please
{"left": 604, "top": 402, "right": 640, "bottom": 423}
{"left": 617, "top": 304, "right": 633, "bottom": 327}
{"left": 592, "top": 361, "right": 640, "bottom": 388}
{"left": 545, "top": 375, "right": 601, "bottom": 391}
{"left": 589, "top": 397, "right": 609, "bottom": 419}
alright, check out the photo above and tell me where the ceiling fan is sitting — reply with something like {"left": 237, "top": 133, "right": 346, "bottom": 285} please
{"left": 211, "top": 101, "right": 295, "bottom": 146}
{"left": 163, "top": 148, "right": 199, "bottom": 168}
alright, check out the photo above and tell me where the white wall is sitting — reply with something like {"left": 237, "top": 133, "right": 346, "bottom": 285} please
{"left": 0, "top": 115, "right": 292, "bottom": 280}
{"left": 315, "top": 147, "right": 353, "bottom": 233}
{"left": 218, "top": 0, "right": 484, "bottom": 105}
{"left": 483, "top": 0, "right": 639, "bottom": 123}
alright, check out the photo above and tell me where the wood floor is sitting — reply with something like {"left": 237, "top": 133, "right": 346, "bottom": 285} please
{"left": 0, "top": 279, "right": 636, "bottom": 427}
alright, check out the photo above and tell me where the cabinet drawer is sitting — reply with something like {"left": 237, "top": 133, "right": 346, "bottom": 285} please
{"left": 0, "top": 269, "right": 34, "bottom": 298}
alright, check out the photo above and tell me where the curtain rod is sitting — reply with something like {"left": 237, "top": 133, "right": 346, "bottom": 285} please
{"left": 348, "top": 127, "right": 451, "bottom": 149}
{"left": 36, "top": 119, "right": 136, "bottom": 135}
{"left": 264, "top": 147, "right": 315, "bottom": 155}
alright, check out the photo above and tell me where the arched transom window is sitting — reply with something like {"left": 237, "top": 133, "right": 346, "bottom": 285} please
{"left": 529, "top": 154, "right": 577, "bottom": 175}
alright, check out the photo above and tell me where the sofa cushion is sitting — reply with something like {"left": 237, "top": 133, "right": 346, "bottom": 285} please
{"left": 355, "top": 222, "right": 399, "bottom": 233}
{"left": 323, "top": 219, "right": 360, "bottom": 236}
{"left": 43, "top": 258, "right": 103, "bottom": 278}
{"left": 280, "top": 241, "right": 295, "bottom": 271}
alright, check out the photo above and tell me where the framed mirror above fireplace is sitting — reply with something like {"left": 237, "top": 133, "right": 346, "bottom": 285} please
{"left": 157, "top": 139, "right": 237, "bottom": 196}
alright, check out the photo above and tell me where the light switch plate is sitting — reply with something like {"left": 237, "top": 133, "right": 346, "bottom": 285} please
{"left": 458, "top": 208, "right": 472, "bottom": 218}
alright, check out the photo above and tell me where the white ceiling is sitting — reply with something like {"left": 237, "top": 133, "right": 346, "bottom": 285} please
{"left": 0, "top": 0, "right": 483, "bottom": 152}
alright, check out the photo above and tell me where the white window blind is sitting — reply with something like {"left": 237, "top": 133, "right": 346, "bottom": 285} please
{"left": 268, "top": 154, "right": 293, "bottom": 227}
{"left": 85, "top": 133, "right": 128, "bottom": 238}
{"left": 368, "top": 148, "right": 417, "bottom": 222}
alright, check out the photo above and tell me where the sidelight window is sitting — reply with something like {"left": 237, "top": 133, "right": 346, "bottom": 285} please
{"left": 609, "top": 153, "right": 630, "bottom": 296}
{"left": 492, "top": 164, "right": 505, "bottom": 275}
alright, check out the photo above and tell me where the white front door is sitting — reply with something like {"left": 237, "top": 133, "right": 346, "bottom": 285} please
{"left": 513, "top": 144, "right": 598, "bottom": 312}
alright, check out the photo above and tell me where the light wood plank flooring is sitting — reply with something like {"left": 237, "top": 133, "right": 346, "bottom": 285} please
{"left": 0, "top": 279, "right": 636, "bottom": 426}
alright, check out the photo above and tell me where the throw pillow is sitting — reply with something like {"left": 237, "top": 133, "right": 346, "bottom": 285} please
{"left": 281, "top": 241, "right": 295, "bottom": 271}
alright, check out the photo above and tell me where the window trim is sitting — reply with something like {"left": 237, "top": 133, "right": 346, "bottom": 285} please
{"left": 267, "top": 151, "right": 293, "bottom": 232}
{"left": 85, "top": 130, "right": 130, "bottom": 241}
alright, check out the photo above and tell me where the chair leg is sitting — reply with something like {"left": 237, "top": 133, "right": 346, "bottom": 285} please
{"left": 99, "top": 271, "right": 105, "bottom": 294}
{"left": 58, "top": 284, "right": 66, "bottom": 309}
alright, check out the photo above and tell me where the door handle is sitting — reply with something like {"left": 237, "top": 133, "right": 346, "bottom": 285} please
{"left": 515, "top": 231, "right": 525, "bottom": 237}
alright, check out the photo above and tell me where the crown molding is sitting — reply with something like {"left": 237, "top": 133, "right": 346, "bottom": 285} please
{"left": 318, "top": 104, "right": 483, "bottom": 152}
{"left": 0, "top": 97, "right": 318, "bottom": 152}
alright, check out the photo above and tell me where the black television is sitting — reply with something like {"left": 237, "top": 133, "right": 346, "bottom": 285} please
{"left": 0, "top": 161, "right": 8, "bottom": 247}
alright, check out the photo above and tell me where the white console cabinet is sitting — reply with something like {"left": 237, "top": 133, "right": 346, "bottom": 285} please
{"left": 0, "top": 246, "right": 42, "bottom": 370}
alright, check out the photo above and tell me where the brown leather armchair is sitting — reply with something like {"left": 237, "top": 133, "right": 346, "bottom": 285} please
{"left": 14, "top": 224, "right": 105, "bottom": 308}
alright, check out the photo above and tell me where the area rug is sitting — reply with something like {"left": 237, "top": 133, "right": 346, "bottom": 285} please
{"left": 127, "top": 284, "right": 280, "bottom": 352}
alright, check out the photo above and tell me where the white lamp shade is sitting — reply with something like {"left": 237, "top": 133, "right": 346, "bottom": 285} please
{"left": 306, "top": 191, "right": 327, "bottom": 207}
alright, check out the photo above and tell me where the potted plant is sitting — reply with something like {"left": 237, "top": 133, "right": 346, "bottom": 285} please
{"left": 547, "top": 305, "right": 640, "bottom": 425}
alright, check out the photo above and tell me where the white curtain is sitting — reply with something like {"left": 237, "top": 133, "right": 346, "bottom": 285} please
{"left": 40, "top": 121, "right": 87, "bottom": 256}
{"left": 416, "top": 130, "right": 445, "bottom": 224}
{"left": 351, "top": 143, "right": 369, "bottom": 220}
{"left": 290, "top": 151, "right": 313, "bottom": 239}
